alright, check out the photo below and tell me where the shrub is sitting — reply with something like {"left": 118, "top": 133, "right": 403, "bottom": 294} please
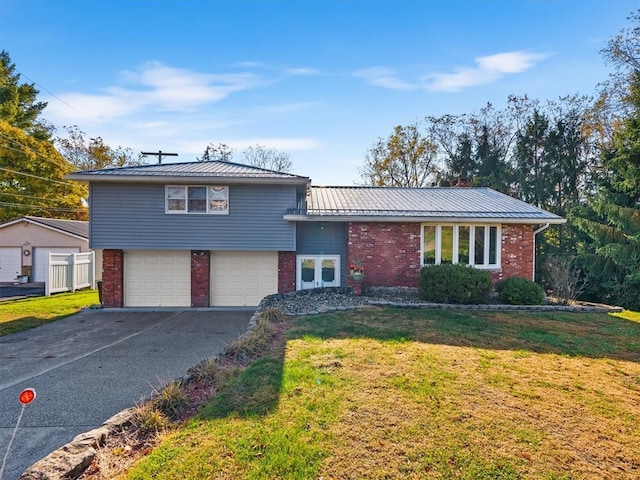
{"left": 542, "top": 256, "right": 587, "bottom": 305}
{"left": 259, "top": 307, "right": 286, "bottom": 324}
{"left": 224, "top": 314, "right": 278, "bottom": 362}
{"left": 419, "top": 264, "right": 492, "bottom": 304}
{"left": 151, "top": 380, "right": 187, "bottom": 418}
{"left": 188, "top": 358, "right": 222, "bottom": 382}
{"left": 496, "top": 277, "right": 545, "bottom": 305}
{"left": 132, "top": 403, "right": 169, "bottom": 433}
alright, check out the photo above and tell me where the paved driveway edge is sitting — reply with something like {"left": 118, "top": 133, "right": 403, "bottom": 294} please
{"left": 18, "top": 407, "right": 135, "bottom": 480}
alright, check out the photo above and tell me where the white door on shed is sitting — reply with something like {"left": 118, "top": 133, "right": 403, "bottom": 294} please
{"left": 0, "top": 248, "right": 22, "bottom": 282}
{"left": 34, "top": 247, "right": 81, "bottom": 282}
{"left": 211, "top": 251, "right": 278, "bottom": 307}
{"left": 124, "top": 251, "right": 191, "bottom": 307}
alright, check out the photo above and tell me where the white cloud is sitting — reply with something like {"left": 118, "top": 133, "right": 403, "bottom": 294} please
{"left": 422, "top": 51, "right": 552, "bottom": 92}
{"left": 285, "top": 67, "right": 320, "bottom": 76}
{"left": 353, "top": 67, "right": 417, "bottom": 91}
{"left": 44, "top": 61, "right": 263, "bottom": 123}
{"left": 354, "top": 51, "right": 551, "bottom": 93}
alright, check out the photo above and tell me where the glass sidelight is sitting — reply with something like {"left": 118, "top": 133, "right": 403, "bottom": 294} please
{"left": 297, "top": 255, "right": 340, "bottom": 289}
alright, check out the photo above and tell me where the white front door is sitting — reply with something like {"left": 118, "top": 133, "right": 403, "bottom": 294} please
{"left": 296, "top": 255, "right": 340, "bottom": 290}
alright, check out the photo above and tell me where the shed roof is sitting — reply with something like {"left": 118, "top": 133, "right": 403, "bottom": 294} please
{"left": 285, "top": 186, "right": 565, "bottom": 224}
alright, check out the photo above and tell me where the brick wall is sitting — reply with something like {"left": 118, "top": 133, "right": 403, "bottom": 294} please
{"left": 347, "top": 223, "right": 422, "bottom": 288}
{"left": 495, "top": 224, "right": 534, "bottom": 282}
{"left": 278, "top": 251, "right": 296, "bottom": 293}
{"left": 191, "top": 250, "right": 210, "bottom": 307}
{"left": 101, "top": 249, "right": 123, "bottom": 308}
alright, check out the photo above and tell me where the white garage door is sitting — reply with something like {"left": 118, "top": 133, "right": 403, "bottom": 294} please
{"left": 33, "top": 247, "right": 80, "bottom": 282}
{"left": 211, "top": 251, "right": 278, "bottom": 307}
{"left": 124, "top": 251, "right": 191, "bottom": 307}
{"left": 0, "top": 248, "right": 22, "bottom": 282}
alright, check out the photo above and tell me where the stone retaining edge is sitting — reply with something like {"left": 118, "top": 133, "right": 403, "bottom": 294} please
{"left": 18, "top": 408, "right": 136, "bottom": 480}
{"left": 284, "top": 300, "right": 623, "bottom": 316}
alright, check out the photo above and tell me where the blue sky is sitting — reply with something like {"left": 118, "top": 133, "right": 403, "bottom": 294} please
{"left": 0, "top": 0, "right": 636, "bottom": 185}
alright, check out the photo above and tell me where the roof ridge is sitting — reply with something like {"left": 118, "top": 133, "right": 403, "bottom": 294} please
{"left": 75, "top": 160, "right": 309, "bottom": 179}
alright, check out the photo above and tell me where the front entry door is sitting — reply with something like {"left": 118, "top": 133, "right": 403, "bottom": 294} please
{"left": 297, "top": 255, "right": 340, "bottom": 290}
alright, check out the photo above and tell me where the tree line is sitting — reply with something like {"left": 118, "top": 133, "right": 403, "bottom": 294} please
{"left": 360, "top": 12, "right": 640, "bottom": 309}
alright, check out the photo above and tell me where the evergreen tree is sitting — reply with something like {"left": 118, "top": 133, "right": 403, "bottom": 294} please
{"left": 571, "top": 13, "right": 640, "bottom": 309}
{"left": 0, "top": 50, "right": 50, "bottom": 140}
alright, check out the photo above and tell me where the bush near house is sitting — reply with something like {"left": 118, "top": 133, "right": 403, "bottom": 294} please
{"left": 419, "top": 264, "right": 492, "bottom": 304}
{"left": 496, "top": 276, "right": 545, "bottom": 305}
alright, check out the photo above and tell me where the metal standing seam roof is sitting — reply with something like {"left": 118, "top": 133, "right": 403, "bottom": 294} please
{"left": 66, "top": 161, "right": 310, "bottom": 182}
{"left": 299, "top": 186, "right": 565, "bottom": 222}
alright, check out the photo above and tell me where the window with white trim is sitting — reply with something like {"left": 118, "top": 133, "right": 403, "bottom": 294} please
{"left": 166, "top": 186, "right": 229, "bottom": 214}
{"left": 422, "top": 224, "right": 501, "bottom": 268}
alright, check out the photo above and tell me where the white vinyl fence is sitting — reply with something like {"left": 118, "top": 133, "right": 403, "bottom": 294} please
{"left": 46, "top": 251, "right": 95, "bottom": 296}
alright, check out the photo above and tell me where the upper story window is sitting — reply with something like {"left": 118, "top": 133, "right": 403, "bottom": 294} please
{"left": 166, "top": 186, "right": 229, "bottom": 214}
{"left": 422, "top": 224, "right": 500, "bottom": 269}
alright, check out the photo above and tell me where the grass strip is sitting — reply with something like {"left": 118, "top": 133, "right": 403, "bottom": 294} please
{"left": 0, "top": 289, "right": 99, "bottom": 336}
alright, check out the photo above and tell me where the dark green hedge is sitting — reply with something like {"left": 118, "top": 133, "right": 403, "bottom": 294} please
{"left": 496, "top": 276, "right": 545, "bottom": 305}
{"left": 418, "top": 264, "right": 492, "bottom": 304}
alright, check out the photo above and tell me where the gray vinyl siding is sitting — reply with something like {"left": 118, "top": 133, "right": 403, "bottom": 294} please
{"left": 297, "top": 222, "right": 348, "bottom": 284}
{"left": 89, "top": 183, "right": 297, "bottom": 250}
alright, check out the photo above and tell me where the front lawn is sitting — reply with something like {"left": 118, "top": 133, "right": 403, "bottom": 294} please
{"left": 125, "top": 308, "right": 640, "bottom": 479}
{"left": 0, "top": 289, "right": 99, "bottom": 336}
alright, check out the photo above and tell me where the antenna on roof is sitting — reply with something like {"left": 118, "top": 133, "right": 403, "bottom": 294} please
{"left": 141, "top": 150, "right": 178, "bottom": 165}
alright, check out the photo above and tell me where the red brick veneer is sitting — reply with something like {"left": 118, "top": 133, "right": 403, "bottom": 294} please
{"left": 191, "top": 250, "right": 210, "bottom": 307}
{"left": 496, "top": 224, "right": 534, "bottom": 282}
{"left": 278, "top": 251, "right": 296, "bottom": 293}
{"left": 347, "top": 223, "right": 422, "bottom": 288}
{"left": 101, "top": 249, "right": 123, "bottom": 308}
{"left": 346, "top": 222, "right": 535, "bottom": 289}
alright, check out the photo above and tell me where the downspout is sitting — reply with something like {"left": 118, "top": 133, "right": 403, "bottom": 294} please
{"left": 532, "top": 223, "right": 550, "bottom": 281}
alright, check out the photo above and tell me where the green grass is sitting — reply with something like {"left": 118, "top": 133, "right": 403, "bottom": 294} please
{"left": 0, "top": 289, "right": 99, "bottom": 336}
{"left": 124, "top": 308, "right": 640, "bottom": 479}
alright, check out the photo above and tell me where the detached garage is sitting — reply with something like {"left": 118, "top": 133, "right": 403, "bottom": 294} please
{"left": 0, "top": 216, "right": 101, "bottom": 287}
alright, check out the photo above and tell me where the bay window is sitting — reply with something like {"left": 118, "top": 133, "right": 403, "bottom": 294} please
{"left": 422, "top": 224, "right": 500, "bottom": 268}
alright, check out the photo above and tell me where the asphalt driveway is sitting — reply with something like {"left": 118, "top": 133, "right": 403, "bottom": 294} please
{"left": 0, "top": 309, "right": 253, "bottom": 480}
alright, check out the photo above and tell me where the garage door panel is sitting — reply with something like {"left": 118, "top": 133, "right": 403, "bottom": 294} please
{"left": 211, "top": 252, "right": 278, "bottom": 307}
{"left": 0, "top": 248, "right": 22, "bottom": 282}
{"left": 125, "top": 251, "right": 191, "bottom": 307}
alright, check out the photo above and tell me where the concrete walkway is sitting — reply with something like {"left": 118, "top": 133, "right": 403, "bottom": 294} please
{"left": 0, "top": 309, "right": 252, "bottom": 480}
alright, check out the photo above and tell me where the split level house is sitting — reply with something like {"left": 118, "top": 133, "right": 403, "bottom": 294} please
{"left": 67, "top": 161, "right": 565, "bottom": 308}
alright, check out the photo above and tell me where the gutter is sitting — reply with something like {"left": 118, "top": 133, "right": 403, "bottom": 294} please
{"left": 532, "top": 223, "right": 550, "bottom": 281}
{"left": 284, "top": 214, "right": 566, "bottom": 225}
